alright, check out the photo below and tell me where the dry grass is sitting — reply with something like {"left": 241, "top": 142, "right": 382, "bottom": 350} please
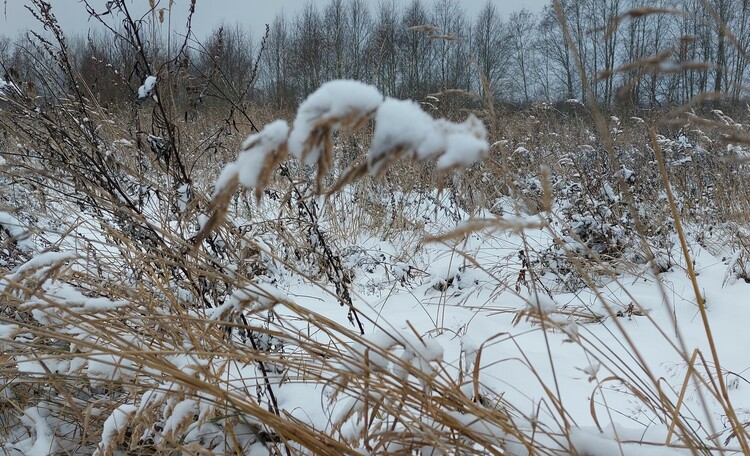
{"left": 4, "top": 2, "right": 750, "bottom": 455}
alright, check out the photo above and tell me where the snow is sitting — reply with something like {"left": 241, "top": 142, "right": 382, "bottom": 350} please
{"left": 94, "top": 404, "right": 137, "bottom": 456}
{"left": 87, "top": 353, "right": 135, "bottom": 385}
{"left": 209, "top": 281, "right": 289, "bottom": 320}
{"left": 369, "top": 98, "right": 488, "bottom": 174}
{"left": 525, "top": 292, "right": 557, "bottom": 315}
{"left": 137, "top": 75, "right": 157, "bottom": 99}
{"left": 17, "top": 407, "right": 57, "bottom": 456}
{"left": 0, "top": 211, "right": 35, "bottom": 251}
{"left": 176, "top": 183, "right": 190, "bottom": 213}
{"left": 369, "top": 98, "right": 433, "bottom": 173}
{"left": 6, "top": 77, "right": 750, "bottom": 456}
{"left": 288, "top": 79, "right": 383, "bottom": 164}
{"left": 214, "top": 120, "right": 289, "bottom": 196}
{"left": 24, "top": 282, "right": 128, "bottom": 312}
{"left": 162, "top": 399, "right": 197, "bottom": 437}
{"left": 614, "top": 165, "right": 634, "bottom": 180}
{"left": 14, "top": 251, "right": 77, "bottom": 275}
{"left": 435, "top": 116, "right": 489, "bottom": 169}
{"left": 570, "top": 427, "right": 688, "bottom": 455}
{"left": 0, "top": 324, "right": 17, "bottom": 342}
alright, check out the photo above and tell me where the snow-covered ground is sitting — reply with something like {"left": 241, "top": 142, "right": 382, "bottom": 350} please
{"left": 2, "top": 78, "right": 750, "bottom": 455}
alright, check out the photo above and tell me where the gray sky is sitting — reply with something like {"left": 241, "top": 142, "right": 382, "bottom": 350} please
{"left": 1, "top": 0, "right": 549, "bottom": 41}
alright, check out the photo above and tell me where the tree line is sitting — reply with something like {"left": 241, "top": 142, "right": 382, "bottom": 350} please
{"left": 0, "top": 0, "right": 747, "bottom": 112}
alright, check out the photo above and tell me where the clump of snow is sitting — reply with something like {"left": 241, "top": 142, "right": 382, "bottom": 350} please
{"left": 288, "top": 79, "right": 383, "bottom": 164}
{"left": 17, "top": 406, "right": 57, "bottom": 456}
{"left": 22, "top": 281, "right": 127, "bottom": 314}
{"left": 369, "top": 98, "right": 488, "bottom": 174}
{"left": 340, "top": 328, "right": 445, "bottom": 392}
{"left": 183, "top": 422, "right": 223, "bottom": 450}
{"left": 214, "top": 120, "right": 289, "bottom": 197}
{"left": 93, "top": 404, "right": 137, "bottom": 456}
{"left": 614, "top": 165, "right": 634, "bottom": 181}
{"left": 435, "top": 116, "right": 488, "bottom": 169}
{"left": 162, "top": 399, "right": 198, "bottom": 437}
{"left": 209, "top": 282, "right": 289, "bottom": 320}
{"left": 87, "top": 353, "right": 135, "bottom": 386}
{"left": 14, "top": 251, "right": 77, "bottom": 276}
{"left": 176, "top": 183, "right": 191, "bottom": 213}
{"left": 369, "top": 99, "right": 433, "bottom": 171}
{"left": 580, "top": 362, "right": 601, "bottom": 381}
{"left": 236, "top": 120, "right": 289, "bottom": 188}
{"left": 137, "top": 75, "right": 157, "bottom": 99}
{"left": 461, "top": 335, "right": 479, "bottom": 371}
{"left": 525, "top": 292, "right": 557, "bottom": 315}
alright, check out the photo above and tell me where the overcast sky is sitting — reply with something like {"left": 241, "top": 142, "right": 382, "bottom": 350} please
{"left": 1, "top": 0, "right": 549, "bottom": 41}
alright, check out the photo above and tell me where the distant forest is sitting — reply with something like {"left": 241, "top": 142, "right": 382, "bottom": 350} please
{"left": 0, "top": 0, "right": 747, "bottom": 111}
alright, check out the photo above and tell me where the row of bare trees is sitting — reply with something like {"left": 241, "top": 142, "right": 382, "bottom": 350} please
{"left": 1, "top": 0, "right": 748, "bottom": 112}
{"left": 261, "top": 0, "right": 750, "bottom": 109}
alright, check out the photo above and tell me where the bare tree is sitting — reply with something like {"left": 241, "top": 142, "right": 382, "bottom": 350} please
{"left": 398, "top": 0, "right": 434, "bottom": 99}
{"left": 473, "top": 1, "right": 506, "bottom": 97}
{"left": 507, "top": 9, "right": 536, "bottom": 103}
{"left": 369, "top": 0, "right": 400, "bottom": 96}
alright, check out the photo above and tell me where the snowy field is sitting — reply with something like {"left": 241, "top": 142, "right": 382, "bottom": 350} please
{"left": 3, "top": 66, "right": 750, "bottom": 456}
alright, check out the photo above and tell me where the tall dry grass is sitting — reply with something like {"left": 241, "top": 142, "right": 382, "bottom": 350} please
{"left": 3, "top": 1, "right": 750, "bottom": 455}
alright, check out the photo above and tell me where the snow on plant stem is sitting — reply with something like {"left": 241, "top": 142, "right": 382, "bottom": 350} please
{"left": 369, "top": 98, "right": 489, "bottom": 174}
{"left": 287, "top": 79, "right": 383, "bottom": 165}
{"left": 214, "top": 120, "right": 289, "bottom": 200}
{"left": 214, "top": 79, "right": 489, "bottom": 201}
{"left": 94, "top": 404, "right": 137, "bottom": 456}
{"left": 137, "top": 75, "right": 157, "bottom": 99}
